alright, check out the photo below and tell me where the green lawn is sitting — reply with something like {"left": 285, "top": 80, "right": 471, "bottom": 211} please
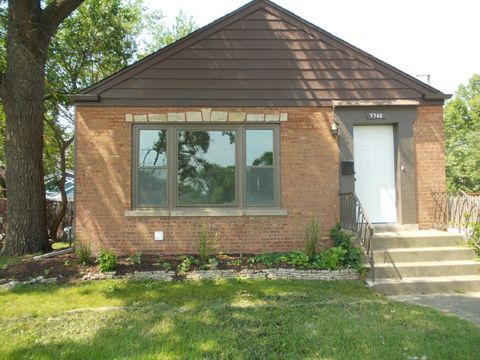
{"left": 51, "top": 241, "right": 72, "bottom": 250}
{"left": 0, "top": 280, "right": 479, "bottom": 359}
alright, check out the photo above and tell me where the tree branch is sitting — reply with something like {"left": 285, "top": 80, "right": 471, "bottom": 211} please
{"left": 41, "top": 0, "right": 86, "bottom": 37}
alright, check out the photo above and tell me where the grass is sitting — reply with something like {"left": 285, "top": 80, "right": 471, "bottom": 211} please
{"left": 0, "top": 280, "right": 479, "bottom": 359}
{"left": 51, "top": 241, "right": 72, "bottom": 250}
{"left": 0, "top": 240, "right": 71, "bottom": 269}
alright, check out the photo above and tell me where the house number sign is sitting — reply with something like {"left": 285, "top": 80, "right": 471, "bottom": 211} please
{"left": 366, "top": 112, "right": 386, "bottom": 120}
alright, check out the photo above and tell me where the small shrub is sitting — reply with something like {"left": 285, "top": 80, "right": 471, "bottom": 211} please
{"left": 357, "top": 266, "right": 369, "bottom": 278}
{"left": 198, "top": 223, "right": 219, "bottom": 263}
{"left": 126, "top": 252, "right": 142, "bottom": 265}
{"left": 248, "top": 253, "right": 286, "bottom": 268}
{"left": 208, "top": 257, "right": 219, "bottom": 269}
{"left": 227, "top": 259, "right": 242, "bottom": 267}
{"left": 330, "top": 224, "right": 352, "bottom": 248}
{"left": 96, "top": 250, "right": 117, "bottom": 273}
{"left": 329, "top": 224, "right": 363, "bottom": 269}
{"left": 316, "top": 247, "right": 347, "bottom": 270}
{"left": 305, "top": 218, "right": 320, "bottom": 258}
{"left": 177, "top": 256, "right": 199, "bottom": 273}
{"left": 75, "top": 241, "right": 92, "bottom": 265}
{"left": 468, "top": 222, "right": 480, "bottom": 256}
{"left": 286, "top": 251, "right": 309, "bottom": 267}
{"left": 162, "top": 262, "right": 172, "bottom": 271}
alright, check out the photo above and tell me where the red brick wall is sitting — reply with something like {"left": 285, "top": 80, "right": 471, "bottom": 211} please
{"left": 75, "top": 107, "right": 339, "bottom": 255}
{"left": 414, "top": 105, "right": 447, "bottom": 229}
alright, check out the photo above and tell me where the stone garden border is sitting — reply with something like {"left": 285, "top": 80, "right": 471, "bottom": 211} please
{"left": 1, "top": 268, "right": 359, "bottom": 288}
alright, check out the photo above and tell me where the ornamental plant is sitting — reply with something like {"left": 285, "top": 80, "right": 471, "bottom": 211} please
{"left": 96, "top": 250, "right": 117, "bottom": 273}
{"left": 198, "top": 223, "right": 219, "bottom": 263}
{"left": 305, "top": 218, "right": 320, "bottom": 258}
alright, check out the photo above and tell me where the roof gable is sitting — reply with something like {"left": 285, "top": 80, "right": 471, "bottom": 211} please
{"left": 75, "top": 0, "right": 446, "bottom": 106}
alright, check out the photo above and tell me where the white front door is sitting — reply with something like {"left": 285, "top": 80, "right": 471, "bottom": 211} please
{"left": 353, "top": 125, "right": 397, "bottom": 223}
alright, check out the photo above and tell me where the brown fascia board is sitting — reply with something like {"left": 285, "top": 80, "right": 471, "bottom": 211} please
{"left": 261, "top": 1, "right": 446, "bottom": 97}
{"left": 69, "top": 93, "right": 99, "bottom": 102}
{"left": 74, "top": 0, "right": 267, "bottom": 98}
{"left": 424, "top": 93, "right": 452, "bottom": 100}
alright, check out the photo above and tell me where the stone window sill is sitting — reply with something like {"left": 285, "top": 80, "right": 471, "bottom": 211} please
{"left": 125, "top": 208, "right": 288, "bottom": 217}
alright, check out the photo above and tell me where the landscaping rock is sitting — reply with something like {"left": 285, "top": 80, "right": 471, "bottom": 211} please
{"left": 2, "top": 280, "right": 20, "bottom": 289}
{"left": 76, "top": 267, "right": 359, "bottom": 283}
{"left": 183, "top": 268, "right": 359, "bottom": 281}
{"left": 40, "top": 277, "right": 58, "bottom": 284}
{"left": 0, "top": 278, "right": 8, "bottom": 285}
{"left": 131, "top": 271, "right": 175, "bottom": 281}
{"left": 82, "top": 272, "right": 118, "bottom": 281}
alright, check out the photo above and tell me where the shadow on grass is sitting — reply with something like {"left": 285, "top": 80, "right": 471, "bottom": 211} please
{"left": 3, "top": 280, "right": 480, "bottom": 359}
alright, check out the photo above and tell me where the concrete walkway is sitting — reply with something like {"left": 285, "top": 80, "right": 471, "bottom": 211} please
{"left": 389, "top": 292, "right": 480, "bottom": 327}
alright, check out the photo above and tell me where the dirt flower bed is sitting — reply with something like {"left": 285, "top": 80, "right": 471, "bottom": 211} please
{"left": 0, "top": 252, "right": 361, "bottom": 285}
{"left": 0, "top": 225, "right": 364, "bottom": 286}
{"left": 0, "top": 253, "right": 270, "bottom": 283}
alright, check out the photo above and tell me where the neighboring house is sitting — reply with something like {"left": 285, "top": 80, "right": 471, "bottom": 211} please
{"left": 45, "top": 170, "right": 75, "bottom": 201}
{"left": 72, "top": 0, "right": 448, "bottom": 255}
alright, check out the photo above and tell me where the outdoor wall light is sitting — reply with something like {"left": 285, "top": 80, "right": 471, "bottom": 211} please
{"left": 330, "top": 121, "right": 339, "bottom": 136}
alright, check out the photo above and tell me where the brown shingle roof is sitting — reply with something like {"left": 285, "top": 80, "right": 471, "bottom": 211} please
{"left": 74, "top": 0, "right": 447, "bottom": 106}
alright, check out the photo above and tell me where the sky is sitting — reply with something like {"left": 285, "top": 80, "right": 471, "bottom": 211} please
{"left": 144, "top": 0, "right": 479, "bottom": 95}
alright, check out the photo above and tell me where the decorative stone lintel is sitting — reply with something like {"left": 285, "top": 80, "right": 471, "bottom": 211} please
{"left": 228, "top": 112, "right": 246, "bottom": 122}
{"left": 186, "top": 111, "right": 202, "bottom": 122}
{"left": 201, "top": 108, "right": 212, "bottom": 121}
{"left": 265, "top": 114, "right": 280, "bottom": 122}
{"left": 167, "top": 113, "right": 186, "bottom": 122}
{"left": 211, "top": 111, "right": 228, "bottom": 122}
{"left": 125, "top": 111, "right": 288, "bottom": 123}
{"left": 247, "top": 114, "right": 265, "bottom": 122}
{"left": 149, "top": 113, "right": 167, "bottom": 122}
{"left": 134, "top": 114, "right": 148, "bottom": 122}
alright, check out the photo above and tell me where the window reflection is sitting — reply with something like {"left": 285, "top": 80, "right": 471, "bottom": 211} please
{"left": 139, "top": 130, "right": 167, "bottom": 166}
{"left": 138, "top": 129, "right": 167, "bottom": 207}
{"left": 246, "top": 130, "right": 275, "bottom": 205}
{"left": 177, "top": 130, "right": 236, "bottom": 205}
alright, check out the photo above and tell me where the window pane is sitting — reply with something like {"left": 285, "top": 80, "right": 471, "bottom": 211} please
{"left": 246, "top": 167, "right": 274, "bottom": 205}
{"left": 139, "top": 130, "right": 167, "bottom": 166}
{"left": 178, "top": 130, "right": 236, "bottom": 205}
{"left": 138, "top": 168, "right": 167, "bottom": 206}
{"left": 246, "top": 130, "right": 273, "bottom": 166}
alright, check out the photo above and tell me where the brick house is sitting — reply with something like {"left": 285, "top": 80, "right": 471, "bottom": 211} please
{"left": 72, "top": 0, "right": 448, "bottom": 255}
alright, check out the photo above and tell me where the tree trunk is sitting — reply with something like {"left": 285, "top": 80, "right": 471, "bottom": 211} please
{"left": 1, "top": 3, "right": 50, "bottom": 255}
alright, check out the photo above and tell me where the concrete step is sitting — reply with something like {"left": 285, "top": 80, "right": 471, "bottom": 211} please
{"left": 371, "top": 246, "right": 477, "bottom": 263}
{"left": 371, "top": 230, "right": 466, "bottom": 250}
{"left": 367, "top": 275, "right": 480, "bottom": 295}
{"left": 369, "top": 260, "right": 480, "bottom": 278}
{"left": 372, "top": 223, "right": 419, "bottom": 232}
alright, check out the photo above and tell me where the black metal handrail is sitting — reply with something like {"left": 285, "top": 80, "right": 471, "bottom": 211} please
{"left": 339, "top": 192, "right": 375, "bottom": 282}
{"left": 432, "top": 191, "right": 480, "bottom": 245}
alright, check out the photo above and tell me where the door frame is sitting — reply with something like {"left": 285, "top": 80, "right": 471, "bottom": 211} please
{"left": 334, "top": 107, "right": 417, "bottom": 225}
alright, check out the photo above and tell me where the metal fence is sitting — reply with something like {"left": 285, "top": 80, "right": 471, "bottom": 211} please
{"left": 432, "top": 191, "right": 480, "bottom": 245}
